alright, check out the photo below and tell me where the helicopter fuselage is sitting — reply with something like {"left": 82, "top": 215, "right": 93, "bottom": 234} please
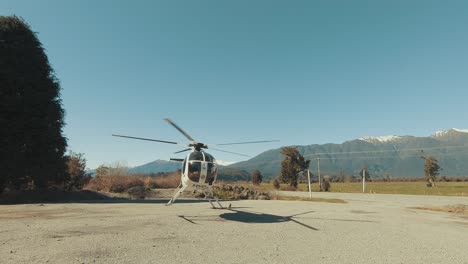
{"left": 180, "top": 150, "right": 218, "bottom": 191}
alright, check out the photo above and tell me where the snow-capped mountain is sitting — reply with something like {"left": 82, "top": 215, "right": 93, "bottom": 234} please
{"left": 123, "top": 129, "right": 468, "bottom": 178}
{"left": 433, "top": 128, "right": 468, "bottom": 138}
{"left": 229, "top": 129, "right": 468, "bottom": 178}
{"left": 358, "top": 135, "right": 403, "bottom": 143}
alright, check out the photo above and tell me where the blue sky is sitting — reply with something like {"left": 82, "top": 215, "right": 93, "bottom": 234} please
{"left": 3, "top": 1, "right": 468, "bottom": 168}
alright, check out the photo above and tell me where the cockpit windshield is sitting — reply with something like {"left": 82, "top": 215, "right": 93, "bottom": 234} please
{"left": 188, "top": 161, "right": 201, "bottom": 182}
{"left": 185, "top": 151, "right": 217, "bottom": 184}
{"left": 188, "top": 152, "right": 204, "bottom": 161}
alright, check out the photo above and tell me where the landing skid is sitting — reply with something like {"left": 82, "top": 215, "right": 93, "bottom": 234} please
{"left": 166, "top": 185, "right": 224, "bottom": 209}
{"left": 204, "top": 192, "right": 224, "bottom": 209}
{"left": 166, "top": 183, "right": 186, "bottom": 206}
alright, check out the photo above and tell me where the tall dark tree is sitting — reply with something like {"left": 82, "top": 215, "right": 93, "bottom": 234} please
{"left": 280, "top": 147, "right": 310, "bottom": 188}
{"left": 251, "top": 169, "right": 263, "bottom": 185}
{"left": 0, "top": 16, "right": 67, "bottom": 192}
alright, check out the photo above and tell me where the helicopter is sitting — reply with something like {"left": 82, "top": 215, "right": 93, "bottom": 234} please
{"left": 112, "top": 118, "right": 279, "bottom": 208}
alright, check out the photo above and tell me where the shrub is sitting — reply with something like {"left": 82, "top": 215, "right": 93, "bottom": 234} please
{"left": 127, "top": 186, "right": 148, "bottom": 199}
{"left": 322, "top": 180, "right": 330, "bottom": 192}
{"left": 273, "top": 179, "right": 280, "bottom": 190}
{"left": 213, "top": 185, "right": 271, "bottom": 200}
{"left": 152, "top": 172, "right": 180, "bottom": 188}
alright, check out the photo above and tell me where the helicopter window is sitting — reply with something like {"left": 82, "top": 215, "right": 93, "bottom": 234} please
{"left": 188, "top": 161, "right": 201, "bottom": 182}
{"left": 205, "top": 162, "right": 218, "bottom": 185}
{"left": 189, "top": 152, "right": 204, "bottom": 161}
{"left": 204, "top": 153, "right": 214, "bottom": 162}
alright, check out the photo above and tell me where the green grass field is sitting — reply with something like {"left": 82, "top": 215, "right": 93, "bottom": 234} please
{"left": 256, "top": 182, "right": 468, "bottom": 196}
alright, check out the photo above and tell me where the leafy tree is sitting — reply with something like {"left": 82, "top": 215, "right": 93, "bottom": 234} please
{"left": 0, "top": 16, "right": 67, "bottom": 192}
{"left": 251, "top": 169, "right": 263, "bottom": 185}
{"left": 421, "top": 156, "right": 441, "bottom": 187}
{"left": 65, "top": 152, "right": 88, "bottom": 189}
{"left": 279, "top": 147, "right": 310, "bottom": 188}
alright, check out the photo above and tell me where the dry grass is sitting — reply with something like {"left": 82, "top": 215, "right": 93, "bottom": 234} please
{"left": 279, "top": 185, "right": 298, "bottom": 191}
{"left": 271, "top": 193, "right": 346, "bottom": 203}
{"left": 84, "top": 173, "right": 180, "bottom": 193}
{"left": 413, "top": 204, "right": 468, "bottom": 215}
{"left": 257, "top": 182, "right": 468, "bottom": 196}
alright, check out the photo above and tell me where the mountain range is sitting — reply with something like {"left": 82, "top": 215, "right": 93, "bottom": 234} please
{"left": 126, "top": 129, "right": 468, "bottom": 179}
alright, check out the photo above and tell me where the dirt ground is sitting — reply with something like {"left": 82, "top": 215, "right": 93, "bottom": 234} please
{"left": 0, "top": 192, "right": 467, "bottom": 264}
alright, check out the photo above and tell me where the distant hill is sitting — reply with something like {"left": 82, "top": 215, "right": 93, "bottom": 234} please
{"left": 228, "top": 129, "right": 468, "bottom": 179}
{"left": 110, "top": 129, "right": 468, "bottom": 180}
{"left": 128, "top": 160, "right": 181, "bottom": 174}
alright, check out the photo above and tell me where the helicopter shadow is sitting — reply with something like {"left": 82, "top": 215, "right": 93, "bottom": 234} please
{"left": 218, "top": 209, "right": 319, "bottom": 231}
{"left": 75, "top": 198, "right": 214, "bottom": 204}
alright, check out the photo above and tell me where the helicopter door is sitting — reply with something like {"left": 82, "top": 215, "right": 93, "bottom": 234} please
{"left": 199, "top": 162, "right": 208, "bottom": 183}
{"left": 205, "top": 162, "right": 217, "bottom": 185}
{"left": 188, "top": 161, "right": 201, "bottom": 182}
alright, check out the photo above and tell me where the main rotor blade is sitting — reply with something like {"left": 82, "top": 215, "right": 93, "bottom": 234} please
{"left": 164, "top": 118, "right": 196, "bottom": 142}
{"left": 174, "top": 148, "right": 192, "bottom": 154}
{"left": 210, "top": 148, "right": 250, "bottom": 157}
{"left": 112, "top": 134, "right": 183, "bottom": 145}
{"left": 214, "top": 140, "right": 280, "bottom": 146}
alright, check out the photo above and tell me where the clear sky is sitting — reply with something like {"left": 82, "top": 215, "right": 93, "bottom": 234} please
{"left": 3, "top": 0, "right": 468, "bottom": 169}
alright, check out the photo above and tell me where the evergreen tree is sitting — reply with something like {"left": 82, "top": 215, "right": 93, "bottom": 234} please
{"left": 0, "top": 16, "right": 67, "bottom": 192}
{"left": 280, "top": 147, "right": 310, "bottom": 188}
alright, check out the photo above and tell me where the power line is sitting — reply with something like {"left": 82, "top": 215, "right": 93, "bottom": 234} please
{"left": 308, "top": 151, "right": 467, "bottom": 161}
{"left": 310, "top": 145, "right": 468, "bottom": 156}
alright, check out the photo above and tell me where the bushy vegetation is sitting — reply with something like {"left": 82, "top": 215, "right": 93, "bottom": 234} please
{"left": 272, "top": 179, "right": 280, "bottom": 190}
{"left": 84, "top": 172, "right": 180, "bottom": 193}
{"left": 212, "top": 185, "right": 271, "bottom": 200}
{"left": 65, "top": 152, "right": 91, "bottom": 190}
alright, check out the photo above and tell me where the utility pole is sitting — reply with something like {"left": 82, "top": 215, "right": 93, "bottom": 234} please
{"left": 362, "top": 168, "right": 366, "bottom": 193}
{"left": 317, "top": 156, "right": 321, "bottom": 191}
{"left": 307, "top": 169, "right": 312, "bottom": 198}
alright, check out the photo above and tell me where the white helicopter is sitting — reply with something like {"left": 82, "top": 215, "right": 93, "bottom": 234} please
{"left": 113, "top": 118, "right": 279, "bottom": 208}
